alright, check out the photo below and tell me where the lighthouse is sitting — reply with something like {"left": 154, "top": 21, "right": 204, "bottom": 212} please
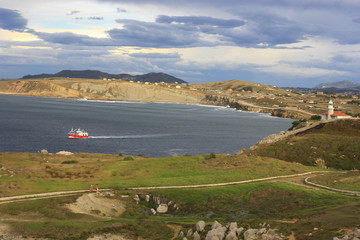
{"left": 327, "top": 99, "right": 334, "bottom": 120}
{"left": 321, "top": 99, "right": 351, "bottom": 120}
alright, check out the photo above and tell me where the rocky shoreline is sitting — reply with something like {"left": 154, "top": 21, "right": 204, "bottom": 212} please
{"left": 0, "top": 79, "right": 313, "bottom": 120}
{"left": 202, "top": 94, "right": 312, "bottom": 119}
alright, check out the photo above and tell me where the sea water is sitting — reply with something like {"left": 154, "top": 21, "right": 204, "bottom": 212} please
{"left": 0, "top": 95, "right": 293, "bottom": 157}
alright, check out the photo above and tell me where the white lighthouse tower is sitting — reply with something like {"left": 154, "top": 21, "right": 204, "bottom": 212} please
{"left": 327, "top": 99, "right": 334, "bottom": 119}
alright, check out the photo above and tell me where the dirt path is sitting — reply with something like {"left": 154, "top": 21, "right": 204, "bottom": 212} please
{"left": 1, "top": 170, "right": 357, "bottom": 205}
{"left": 127, "top": 171, "right": 332, "bottom": 190}
{"left": 0, "top": 189, "right": 111, "bottom": 205}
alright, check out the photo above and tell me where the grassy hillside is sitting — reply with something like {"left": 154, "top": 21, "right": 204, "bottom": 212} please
{"left": 246, "top": 119, "right": 360, "bottom": 170}
{"left": 1, "top": 151, "right": 359, "bottom": 239}
{"left": 0, "top": 181, "right": 358, "bottom": 239}
{"left": 0, "top": 152, "right": 318, "bottom": 197}
{"left": 192, "top": 79, "right": 294, "bottom": 96}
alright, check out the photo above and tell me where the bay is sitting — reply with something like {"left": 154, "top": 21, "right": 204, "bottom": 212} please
{"left": 0, "top": 95, "right": 293, "bottom": 157}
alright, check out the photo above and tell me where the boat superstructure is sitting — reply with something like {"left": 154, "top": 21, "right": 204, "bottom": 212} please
{"left": 68, "top": 128, "right": 89, "bottom": 138}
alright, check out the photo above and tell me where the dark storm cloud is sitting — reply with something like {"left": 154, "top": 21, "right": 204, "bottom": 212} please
{"left": 0, "top": 8, "right": 28, "bottom": 31}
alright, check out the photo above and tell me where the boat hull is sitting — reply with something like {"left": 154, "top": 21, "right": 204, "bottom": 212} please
{"left": 68, "top": 134, "right": 89, "bottom": 139}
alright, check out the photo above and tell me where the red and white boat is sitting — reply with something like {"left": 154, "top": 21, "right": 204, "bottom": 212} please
{"left": 68, "top": 128, "right": 89, "bottom": 138}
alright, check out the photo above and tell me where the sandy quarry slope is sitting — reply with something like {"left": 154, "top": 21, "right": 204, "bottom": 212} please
{"left": 66, "top": 192, "right": 126, "bottom": 218}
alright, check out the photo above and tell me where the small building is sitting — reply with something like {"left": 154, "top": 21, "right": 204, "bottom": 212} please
{"left": 321, "top": 99, "right": 351, "bottom": 120}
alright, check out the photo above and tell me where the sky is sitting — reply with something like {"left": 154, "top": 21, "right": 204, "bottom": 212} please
{"left": 1, "top": 0, "right": 360, "bottom": 87}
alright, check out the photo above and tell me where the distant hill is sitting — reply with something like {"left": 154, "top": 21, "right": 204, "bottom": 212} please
{"left": 21, "top": 70, "right": 187, "bottom": 83}
{"left": 315, "top": 80, "right": 360, "bottom": 89}
{"left": 192, "top": 79, "right": 293, "bottom": 95}
{"left": 283, "top": 80, "right": 360, "bottom": 94}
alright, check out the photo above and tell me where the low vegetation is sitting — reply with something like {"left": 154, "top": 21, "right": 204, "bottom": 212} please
{"left": 0, "top": 152, "right": 319, "bottom": 196}
{"left": 309, "top": 171, "right": 360, "bottom": 191}
{"left": 247, "top": 119, "right": 360, "bottom": 170}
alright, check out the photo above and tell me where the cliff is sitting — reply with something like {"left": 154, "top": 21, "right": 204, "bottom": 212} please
{"left": 0, "top": 79, "right": 203, "bottom": 103}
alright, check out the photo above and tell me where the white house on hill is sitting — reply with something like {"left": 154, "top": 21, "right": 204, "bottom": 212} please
{"left": 321, "top": 99, "right": 351, "bottom": 120}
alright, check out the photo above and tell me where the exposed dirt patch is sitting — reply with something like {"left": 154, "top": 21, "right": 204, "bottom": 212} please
{"left": 167, "top": 224, "right": 183, "bottom": 240}
{"left": 288, "top": 231, "right": 296, "bottom": 240}
{"left": 66, "top": 192, "right": 125, "bottom": 218}
{"left": 87, "top": 233, "right": 129, "bottom": 240}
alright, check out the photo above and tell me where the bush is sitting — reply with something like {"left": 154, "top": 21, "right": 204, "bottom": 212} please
{"left": 204, "top": 153, "right": 216, "bottom": 160}
{"left": 61, "top": 160, "right": 78, "bottom": 164}
{"left": 123, "top": 156, "right": 134, "bottom": 161}
{"left": 310, "top": 115, "right": 322, "bottom": 121}
{"left": 289, "top": 119, "right": 307, "bottom": 130}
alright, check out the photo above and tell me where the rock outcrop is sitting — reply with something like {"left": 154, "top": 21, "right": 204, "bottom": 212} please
{"left": 334, "top": 229, "right": 360, "bottom": 240}
{"left": 179, "top": 220, "right": 284, "bottom": 240}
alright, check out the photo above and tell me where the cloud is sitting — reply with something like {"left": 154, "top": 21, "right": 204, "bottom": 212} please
{"left": 67, "top": 10, "right": 80, "bottom": 15}
{"left": 117, "top": 8, "right": 127, "bottom": 13}
{"left": 30, "top": 30, "right": 111, "bottom": 46}
{"left": 257, "top": 64, "right": 350, "bottom": 77}
{"left": 234, "top": 13, "right": 308, "bottom": 46}
{"left": 88, "top": 17, "right": 104, "bottom": 20}
{"left": 108, "top": 19, "right": 202, "bottom": 47}
{"left": 156, "top": 15, "right": 245, "bottom": 28}
{"left": 128, "top": 52, "right": 180, "bottom": 59}
{"left": 0, "top": 8, "right": 28, "bottom": 31}
{"left": 353, "top": 17, "right": 360, "bottom": 24}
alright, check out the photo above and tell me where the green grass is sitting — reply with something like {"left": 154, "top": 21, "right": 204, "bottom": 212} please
{"left": 0, "top": 194, "right": 173, "bottom": 240}
{"left": 1, "top": 149, "right": 358, "bottom": 239}
{"left": 0, "top": 153, "right": 320, "bottom": 196}
{"left": 145, "top": 182, "right": 355, "bottom": 220}
{"left": 309, "top": 172, "right": 360, "bottom": 191}
{"left": 0, "top": 178, "right": 359, "bottom": 239}
{"left": 247, "top": 119, "right": 360, "bottom": 170}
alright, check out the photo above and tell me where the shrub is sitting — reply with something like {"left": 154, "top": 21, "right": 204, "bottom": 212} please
{"left": 289, "top": 119, "right": 307, "bottom": 130}
{"left": 310, "top": 115, "right": 322, "bottom": 121}
{"left": 204, "top": 153, "right": 216, "bottom": 160}
{"left": 61, "top": 160, "right": 78, "bottom": 164}
{"left": 123, "top": 156, "right": 134, "bottom": 161}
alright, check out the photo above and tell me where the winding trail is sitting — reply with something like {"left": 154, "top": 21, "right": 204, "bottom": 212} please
{"left": 0, "top": 189, "right": 111, "bottom": 205}
{"left": 127, "top": 171, "right": 331, "bottom": 190}
{"left": 2, "top": 170, "right": 359, "bottom": 205}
